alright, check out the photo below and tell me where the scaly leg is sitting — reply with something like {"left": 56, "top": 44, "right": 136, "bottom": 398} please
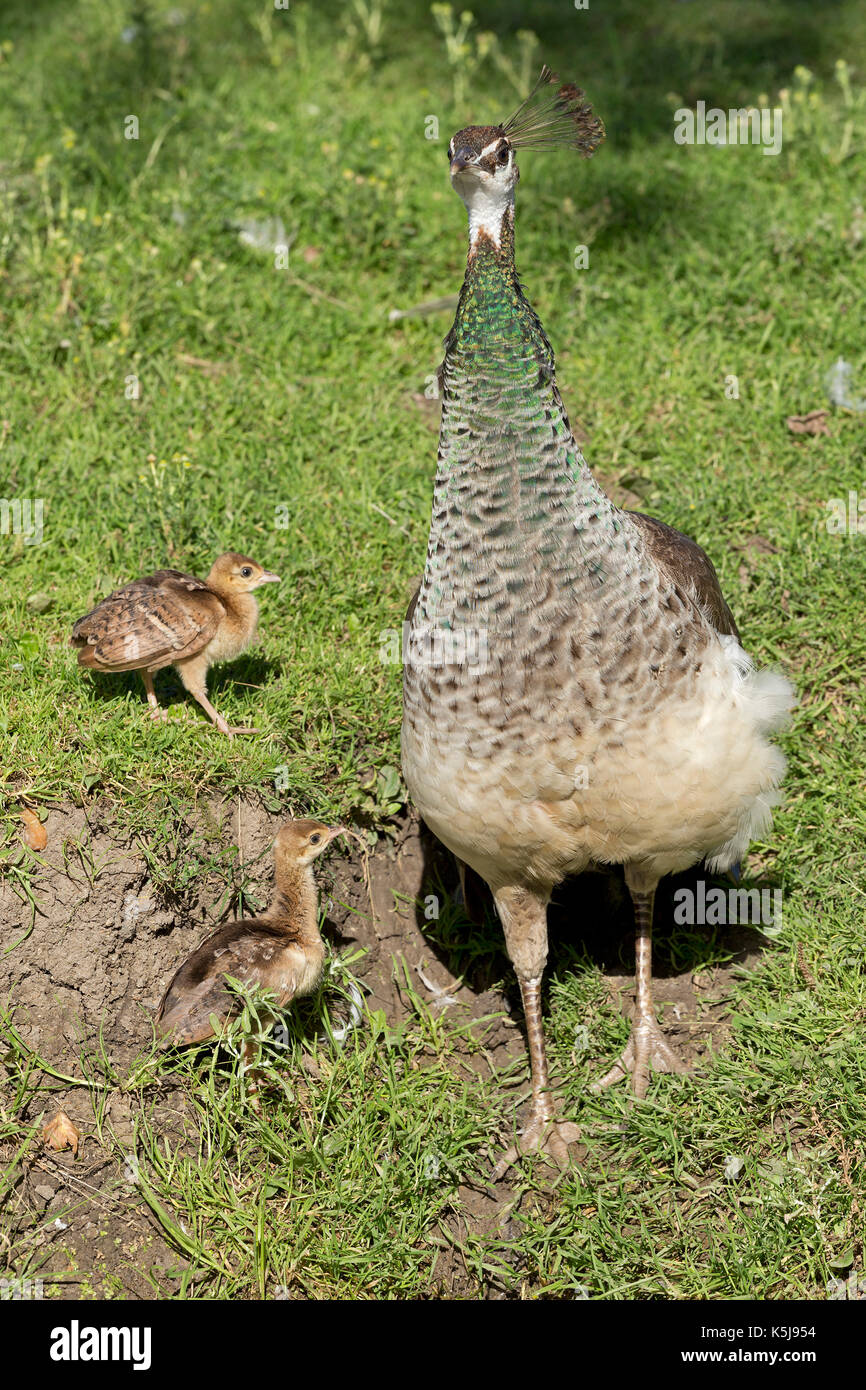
{"left": 187, "top": 682, "right": 259, "bottom": 738}
{"left": 493, "top": 885, "right": 580, "bottom": 1179}
{"left": 141, "top": 670, "right": 168, "bottom": 722}
{"left": 591, "top": 885, "right": 687, "bottom": 1098}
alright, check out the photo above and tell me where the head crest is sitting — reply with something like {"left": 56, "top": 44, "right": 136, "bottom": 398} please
{"left": 502, "top": 65, "right": 604, "bottom": 155}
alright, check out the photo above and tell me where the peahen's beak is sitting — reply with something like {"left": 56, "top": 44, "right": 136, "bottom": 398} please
{"left": 450, "top": 146, "right": 478, "bottom": 177}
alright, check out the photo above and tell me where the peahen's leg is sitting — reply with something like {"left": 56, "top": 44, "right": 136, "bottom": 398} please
{"left": 591, "top": 881, "right": 687, "bottom": 1098}
{"left": 493, "top": 885, "right": 580, "bottom": 1178}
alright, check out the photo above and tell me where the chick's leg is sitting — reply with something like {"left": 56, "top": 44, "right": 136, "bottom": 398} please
{"left": 591, "top": 883, "right": 687, "bottom": 1098}
{"left": 141, "top": 670, "right": 167, "bottom": 722}
{"left": 493, "top": 885, "right": 580, "bottom": 1179}
{"left": 176, "top": 657, "right": 259, "bottom": 737}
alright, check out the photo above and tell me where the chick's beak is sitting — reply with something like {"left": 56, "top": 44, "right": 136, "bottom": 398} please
{"left": 450, "top": 146, "right": 477, "bottom": 177}
{"left": 257, "top": 571, "right": 281, "bottom": 586}
{"left": 325, "top": 825, "right": 346, "bottom": 843}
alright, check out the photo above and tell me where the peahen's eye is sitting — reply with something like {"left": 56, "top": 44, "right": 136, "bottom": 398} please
{"left": 497, "top": 144, "right": 509, "bottom": 165}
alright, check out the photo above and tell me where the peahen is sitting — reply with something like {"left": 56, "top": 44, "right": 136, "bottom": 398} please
{"left": 401, "top": 68, "right": 793, "bottom": 1176}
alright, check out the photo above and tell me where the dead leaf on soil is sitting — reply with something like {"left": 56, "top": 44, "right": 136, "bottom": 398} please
{"left": 19, "top": 808, "right": 47, "bottom": 851}
{"left": 786, "top": 409, "right": 830, "bottom": 437}
{"left": 731, "top": 534, "right": 779, "bottom": 557}
{"left": 42, "top": 1111, "right": 81, "bottom": 1157}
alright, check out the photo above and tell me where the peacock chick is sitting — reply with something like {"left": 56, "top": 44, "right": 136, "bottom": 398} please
{"left": 157, "top": 819, "right": 344, "bottom": 1055}
{"left": 71, "top": 552, "right": 280, "bottom": 737}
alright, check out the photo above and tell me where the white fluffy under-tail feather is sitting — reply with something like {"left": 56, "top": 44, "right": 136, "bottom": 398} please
{"left": 706, "top": 637, "right": 795, "bottom": 871}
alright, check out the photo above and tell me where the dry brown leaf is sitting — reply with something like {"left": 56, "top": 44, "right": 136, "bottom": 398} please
{"left": 731, "top": 534, "right": 779, "bottom": 556}
{"left": 786, "top": 409, "right": 830, "bottom": 437}
{"left": 175, "top": 353, "right": 230, "bottom": 378}
{"left": 19, "top": 808, "right": 47, "bottom": 851}
{"left": 42, "top": 1111, "right": 81, "bottom": 1157}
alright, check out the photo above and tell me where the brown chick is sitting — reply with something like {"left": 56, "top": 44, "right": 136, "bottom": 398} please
{"left": 157, "top": 819, "right": 344, "bottom": 1049}
{"left": 70, "top": 552, "right": 280, "bottom": 736}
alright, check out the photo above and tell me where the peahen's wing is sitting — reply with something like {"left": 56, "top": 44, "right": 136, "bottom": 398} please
{"left": 629, "top": 511, "right": 740, "bottom": 640}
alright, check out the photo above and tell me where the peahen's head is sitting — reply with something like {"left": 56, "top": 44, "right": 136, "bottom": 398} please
{"left": 448, "top": 125, "right": 518, "bottom": 243}
{"left": 448, "top": 67, "right": 604, "bottom": 248}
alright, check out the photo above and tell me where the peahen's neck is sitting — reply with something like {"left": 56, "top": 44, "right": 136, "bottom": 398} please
{"left": 415, "top": 202, "right": 645, "bottom": 637}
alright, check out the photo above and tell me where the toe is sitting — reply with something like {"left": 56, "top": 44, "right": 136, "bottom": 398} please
{"left": 493, "top": 1114, "right": 580, "bottom": 1179}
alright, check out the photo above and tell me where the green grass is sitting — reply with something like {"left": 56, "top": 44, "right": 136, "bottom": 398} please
{"left": 1, "top": 0, "right": 865, "bottom": 1299}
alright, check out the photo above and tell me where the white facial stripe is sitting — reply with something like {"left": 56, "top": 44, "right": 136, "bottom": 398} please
{"left": 479, "top": 138, "right": 507, "bottom": 158}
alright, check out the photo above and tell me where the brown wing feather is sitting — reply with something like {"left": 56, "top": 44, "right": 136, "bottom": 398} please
{"left": 405, "top": 580, "right": 422, "bottom": 625}
{"left": 157, "top": 920, "right": 288, "bottom": 1045}
{"left": 629, "top": 511, "right": 740, "bottom": 640}
{"left": 71, "top": 570, "right": 225, "bottom": 673}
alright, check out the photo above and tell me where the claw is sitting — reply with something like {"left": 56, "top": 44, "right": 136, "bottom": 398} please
{"left": 493, "top": 1106, "right": 581, "bottom": 1180}
{"left": 591, "top": 1011, "right": 687, "bottom": 1099}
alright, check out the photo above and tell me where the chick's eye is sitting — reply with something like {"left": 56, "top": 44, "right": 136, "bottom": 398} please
{"left": 310, "top": 833, "right": 321, "bottom": 845}
{"left": 240, "top": 567, "right": 252, "bottom": 578}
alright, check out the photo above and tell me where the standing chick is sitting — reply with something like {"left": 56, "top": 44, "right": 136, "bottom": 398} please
{"left": 71, "top": 552, "right": 280, "bottom": 736}
{"left": 157, "top": 819, "right": 344, "bottom": 1048}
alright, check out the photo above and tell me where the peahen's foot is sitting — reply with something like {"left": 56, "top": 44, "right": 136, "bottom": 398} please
{"left": 493, "top": 1103, "right": 581, "bottom": 1180}
{"left": 590, "top": 1009, "right": 687, "bottom": 1099}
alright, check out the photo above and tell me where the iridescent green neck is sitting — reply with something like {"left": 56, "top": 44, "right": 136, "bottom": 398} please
{"left": 413, "top": 204, "right": 641, "bottom": 633}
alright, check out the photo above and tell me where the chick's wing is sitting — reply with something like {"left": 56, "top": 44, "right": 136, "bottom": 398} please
{"left": 71, "top": 571, "right": 225, "bottom": 672}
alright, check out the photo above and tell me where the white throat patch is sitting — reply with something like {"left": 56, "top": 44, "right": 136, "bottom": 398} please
{"left": 456, "top": 139, "right": 515, "bottom": 249}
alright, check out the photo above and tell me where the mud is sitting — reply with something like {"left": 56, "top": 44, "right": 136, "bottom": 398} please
{"left": 0, "top": 801, "right": 764, "bottom": 1299}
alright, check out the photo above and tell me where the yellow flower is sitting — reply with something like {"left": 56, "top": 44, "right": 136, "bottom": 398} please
{"left": 61, "top": 127, "right": 77, "bottom": 150}
{"left": 34, "top": 153, "right": 52, "bottom": 173}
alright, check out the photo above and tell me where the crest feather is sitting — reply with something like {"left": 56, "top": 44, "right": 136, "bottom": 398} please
{"left": 503, "top": 64, "right": 604, "bottom": 155}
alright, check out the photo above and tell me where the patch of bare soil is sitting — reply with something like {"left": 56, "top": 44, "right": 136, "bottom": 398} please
{"left": 0, "top": 802, "right": 765, "bottom": 1299}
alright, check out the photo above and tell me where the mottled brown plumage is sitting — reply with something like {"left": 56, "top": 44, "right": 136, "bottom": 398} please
{"left": 405, "top": 514, "right": 738, "bottom": 643}
{"left": 71, "top": 552, "right": 280, "bottom": 736}
{"left": 157, "top": 819, "right": 343, "bottom": 1047}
